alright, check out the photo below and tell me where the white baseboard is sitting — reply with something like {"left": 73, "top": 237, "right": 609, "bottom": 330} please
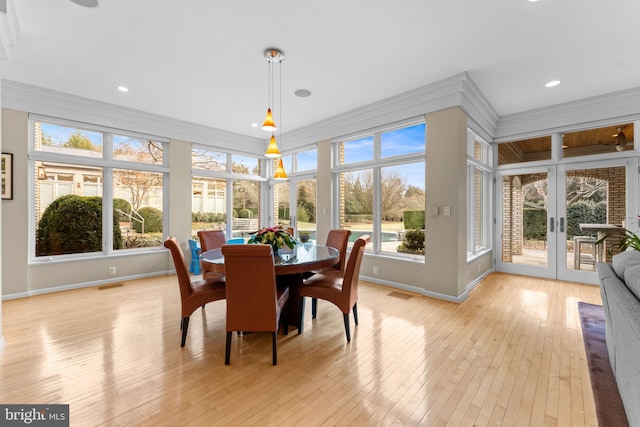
{"left": 2, "top": 270, "right": 173, "bottom": 301}
{"left": 360, "top": 275, "right": 470, "bottom": 303}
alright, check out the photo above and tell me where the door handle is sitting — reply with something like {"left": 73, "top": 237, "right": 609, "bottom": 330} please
{"left": 550, "top": 217, "right": 555, "bottom": 232}
{"left": 560, "top": 217, "right": 565, "bottom": 233}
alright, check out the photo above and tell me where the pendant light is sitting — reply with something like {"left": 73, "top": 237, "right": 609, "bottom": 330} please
{"left": 265, "top": 134, "right": 281, "bottom": 158}
{"left": 262, "top": 49, "right": 284, "bottom": 159}
{"left": 274, "top": 158, "right": 288, "bottom": 179}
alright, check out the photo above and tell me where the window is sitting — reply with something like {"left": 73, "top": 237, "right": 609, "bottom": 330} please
{"left": 31, "top": 117, "right": 168, "bottom": 259}
{"left": 334, "top": 121, "right": 425, "bottom": 259}
{"left": 191, "top": 148, "right": 263, "bottom": 239}
{"left": 467, "top": 130, "right": 492, "bottom": 258}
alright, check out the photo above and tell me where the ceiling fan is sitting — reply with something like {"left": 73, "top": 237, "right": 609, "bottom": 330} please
{"left": 613, "top": 127, "right": 629, "bottom": 152}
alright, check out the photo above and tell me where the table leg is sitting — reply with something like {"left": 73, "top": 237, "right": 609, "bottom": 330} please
{"left": 277, "top": 273, "right": 303, "bottom": 332}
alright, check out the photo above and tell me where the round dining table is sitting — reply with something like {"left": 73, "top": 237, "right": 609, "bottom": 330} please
{"left": 201, "top": 242, "right": 340, "bottom": 331}
{"left": 201, "top": 242, "right": 339, "bottom": 275}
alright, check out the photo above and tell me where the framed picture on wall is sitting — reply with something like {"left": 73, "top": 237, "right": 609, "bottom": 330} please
{"left": 2, "top": 153, "right": 13, "bottom": 200}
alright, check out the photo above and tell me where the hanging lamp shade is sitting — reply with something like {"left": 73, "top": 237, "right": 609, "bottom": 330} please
{"left": 265, "top": 134, "right": 281, "bottom": 158}
{"left": 274, "top": 158, "right": 288, "bottom": 179}
{"left": 262, "top": 108, "right": 277, "bottom": 132}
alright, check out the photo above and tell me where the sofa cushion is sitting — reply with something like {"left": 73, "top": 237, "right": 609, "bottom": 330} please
{"left": 623, "top": 264, "right": 640, "bottom": 301}
{"left": 612, "top": 250, "right": 640, "bottom": 280}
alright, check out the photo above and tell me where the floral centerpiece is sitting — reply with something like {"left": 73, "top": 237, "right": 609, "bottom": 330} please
{"left": 247, "top": 226, "right": 297, "bottom": 254}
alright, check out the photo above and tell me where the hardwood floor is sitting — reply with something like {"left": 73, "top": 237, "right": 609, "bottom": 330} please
{"left": 0, "top": 273, "right": 601, "bottom": 426}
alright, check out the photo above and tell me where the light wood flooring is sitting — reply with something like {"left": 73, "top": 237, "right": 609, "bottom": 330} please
{"left": 0, "top": 272, "right": 601, "bottom": 426}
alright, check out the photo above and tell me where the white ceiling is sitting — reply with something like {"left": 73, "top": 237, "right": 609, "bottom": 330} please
{"left": 5, "top": 0, "right": 640, "bottom": 140}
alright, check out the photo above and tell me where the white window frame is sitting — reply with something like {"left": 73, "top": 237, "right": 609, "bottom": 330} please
{"left": 28, "top": 114, "right": 169, "bottom": 263}
{"left": 467, "top": 129, "right": 493, "bottom": 260}
{"left": 332, "top": 118, "right": 425, "bottom": 260}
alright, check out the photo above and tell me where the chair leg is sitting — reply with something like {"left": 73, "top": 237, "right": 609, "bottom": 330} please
{"left": 181, "top": 317, "right": 190, "bottom": 347}
{"left": 353, "top": 303, "right": 358, "bottom": 325}
{"left": 298, "top": 297, "right": 305, "bottom": 334}
{"left": 225, "top": 332, "right": 232, "bottom": 365}
{"left": 343, "top": 313, "right": 351, "bottom": 342}
{"left": 311, "top": 298, "right": 318, "bottom": 318}
{"left": 272, "top": 332, "right": 277, "bottom": 365}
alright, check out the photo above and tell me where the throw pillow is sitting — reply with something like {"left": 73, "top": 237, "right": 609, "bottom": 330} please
{"left": 623, "top": 264, "right": 640, "bottom": 301}
{"left": 612, "top": 250, "right": 640, "bottom": 280}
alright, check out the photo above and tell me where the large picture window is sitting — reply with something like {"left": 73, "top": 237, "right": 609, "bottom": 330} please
{"left": 334, "top": 120, "right": 425, "bottom": 259}
{"left": 31, "top": 117, "right": 168, "bottom": 259}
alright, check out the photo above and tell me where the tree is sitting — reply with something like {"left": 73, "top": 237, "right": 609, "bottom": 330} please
{"left": 64, "top": 131, "right": 99, "bottom": 151}
{"left": 112, "top": 140, "right": 163, "bottom": 211}
{"left": 381, "top": 169, "right": 407, "bottom": 220}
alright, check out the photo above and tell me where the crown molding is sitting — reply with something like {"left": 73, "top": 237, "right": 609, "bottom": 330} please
{"left": 495, "top": 87, "right": 640, "bottom": 142}
{"left": 2, "top": 80, "right": 264, "bottom": 154}
{"left": 280, "top": 72, "right": 499, "bottom": 150}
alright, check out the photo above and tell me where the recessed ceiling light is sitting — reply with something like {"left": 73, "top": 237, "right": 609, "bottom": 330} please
{"left": 529, "top": 0, "right": 539, "bottom": 2}
{"left": 70, "top": 0, "right": 98, "bottom": 7}
{"left": 251, "top": 123, "right": 258, "bottom": 128}
{"left": 295, "top": 89, "right": 311, "bottom": 98}
{"left": 117, "top": 86, "right": 129, "bottom": 93}
{"left": 545, "top": 80, "right": 561, "bottom": 88}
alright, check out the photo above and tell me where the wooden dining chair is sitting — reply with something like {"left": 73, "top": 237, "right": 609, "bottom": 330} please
{"left": 164, "top": 237, "right": 226, "bottom": 347}
{"left": 306, "top": 229, "right": 351, "bottom": 317}
{"left": 299, "top": 234, "right": 370, "bottom": 342}
{"left": 222, "top": 244, "right": 290, "bottom": 365}
{"left": 197, "top": 229, "right": 227, "bottom": 279}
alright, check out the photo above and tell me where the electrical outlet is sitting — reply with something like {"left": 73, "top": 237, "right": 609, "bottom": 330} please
{"left": 373, "top": 266, "right": 379, "bottom": 275}
{"left": 108, "top": 266, "right": 117, "bottom": 275}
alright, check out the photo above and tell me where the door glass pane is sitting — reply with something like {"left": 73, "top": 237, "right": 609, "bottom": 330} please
{"left": 566, "top": 166, "right": 625, "bottom": 271}
{"left": 501, "top": 172, "right": 548, "bottom": 267}
{"left": 296, "top": 179, "right": 316, "bottom": 241}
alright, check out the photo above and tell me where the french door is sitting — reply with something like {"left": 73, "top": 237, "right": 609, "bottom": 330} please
{"left": 496, "top": 158, "right": 638, "bottom": 283}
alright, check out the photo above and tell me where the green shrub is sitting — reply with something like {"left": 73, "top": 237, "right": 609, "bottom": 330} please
{"left": 192, "top": 212, "right": 226, "bottom": 223}
{"left": 397, "top": 229, "right": 425, "bottom": 254}
{"left": 567, "top": 200, "right": 606, "bottom": 239}
{"left": 36, "top": 195, "right": 123, "bottom": 256}
{"left": 403, "top": 210, "right": 425, "bottom": 230}
{"left": 133, "top": 207, "right": 163, "bottom": 233}
{"left": 113, "top": 198, "right": 132, "bottom": 221}
{"left": 523, "top": 208, "right": 547, "bottom": 241}
{"left": 238, "top": 208, "right": 253, "bottom": 218}
{"left": 296, "top": 205, "right": 310, "bottom": 223}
